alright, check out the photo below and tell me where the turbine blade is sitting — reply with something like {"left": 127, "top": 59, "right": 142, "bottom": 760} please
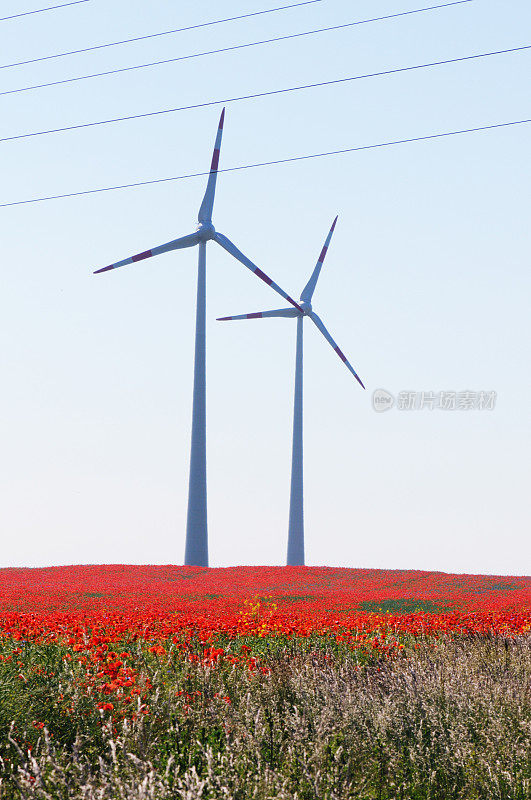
{"left": 198, "top": 107, "right": 225, "bottom": 225}
{"left": 300, "top": 216, "right": 338, "bottom": 303}
{"left": 94, "top": 232, "right": 199, "bottom": 274}
{"left": 309, "top": 311, "right": 365, "bottom": 388}
{"left": 214, "top": 231, "right": 302, "bottom": 311}
{"left": 217, "top": 308, "right": 299, "bottom": 321}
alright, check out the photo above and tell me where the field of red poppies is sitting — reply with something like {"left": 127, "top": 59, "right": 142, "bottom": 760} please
{"left": 0, "top": 566, "right": 529, "bottom": 799}
{"left": 1, "top": 563, "right": 530, "bottom": 614}
{"left": 1, "top": 564, "right": 529, "bottom": 640}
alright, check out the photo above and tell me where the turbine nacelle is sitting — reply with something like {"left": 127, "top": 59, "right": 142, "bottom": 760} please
{"left": 298, "top": 300, "right": 312, "bottom": 315}
{"left": 196, "top": 221, "right": 216, "bottom": 242}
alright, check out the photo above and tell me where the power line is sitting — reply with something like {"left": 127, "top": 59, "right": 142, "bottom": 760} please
{"left": 0, "top": 0, "right": 325, "bottom": 69}
{"left": 0, "top": 2, "right": 474, "bottom": 97}
{"left": 0, "top": 2, "right": 475, "bottom": 98}
{"left": 0, "top": 1, "right": 89, "bottom": 22}
{"left": 2, "top": 45, "right": 529, "bottom": 145}
{"left": 2, "top": 118, "right": 529, "bottom": 208}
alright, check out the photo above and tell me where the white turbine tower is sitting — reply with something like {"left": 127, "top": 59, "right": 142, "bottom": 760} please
{"left": 94, "top": 109, "right": 301, "bottom": 567}
{"left": 218, "top": 217, "right": 364, "bottom": 566}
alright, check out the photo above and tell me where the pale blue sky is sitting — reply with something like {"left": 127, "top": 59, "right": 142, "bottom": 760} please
{"left": 0, "top": 0, "right": 529, "bottom": 574}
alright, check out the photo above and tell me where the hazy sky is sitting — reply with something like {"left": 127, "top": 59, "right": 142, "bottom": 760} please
{"left": 0, "top": 0, "right": 529, "bottom": 574}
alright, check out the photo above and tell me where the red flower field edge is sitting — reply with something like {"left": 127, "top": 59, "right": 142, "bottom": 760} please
{"left": 0, "top": 565, "right": 529, "bottom": 673}
{"left": 1, "top": 607, "right": 531, "bottom": 645}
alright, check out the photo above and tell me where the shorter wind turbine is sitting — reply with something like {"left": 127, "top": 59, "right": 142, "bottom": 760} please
{"left": 218, "top": 217, "right": 364, "bottom": 566}
{"left": 94, "top": 108, "right": 301, "bottom": 568}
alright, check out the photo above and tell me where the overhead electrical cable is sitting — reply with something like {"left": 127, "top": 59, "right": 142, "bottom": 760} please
{"left": 2, "top": 118, "right": 529, "bottom": 208}
{"left": 0, "top": 2, "right": 477, "bottom": 97}
{"left": 0, "top": 1, "right": 89, "bottom": 22}
{"left": 2, "top": 44, "right": 529, "bottom": 145}
{"left": 0, "top": 0, "right": 327, "bottom": 68}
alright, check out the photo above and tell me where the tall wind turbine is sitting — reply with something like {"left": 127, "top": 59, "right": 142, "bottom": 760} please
{"left": 218, "top": 217, "right": 364, "bottom": 566}
{"left": 94, "top": 109, "right": 301, "bottom": 567}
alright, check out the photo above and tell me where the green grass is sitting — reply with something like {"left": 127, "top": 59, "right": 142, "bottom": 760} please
{"left": 0, "top": 634, "right": 530, "bottom": 798}
{"left": 359, "top": 598, "right": 453, "bottom": 614}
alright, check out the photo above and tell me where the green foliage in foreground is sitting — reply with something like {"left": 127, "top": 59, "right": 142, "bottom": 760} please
{"left": 0, "top": 635, "right": 530, "bottom": 799}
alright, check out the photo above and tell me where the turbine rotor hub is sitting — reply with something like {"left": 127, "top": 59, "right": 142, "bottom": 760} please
{"left": 299, "top": 300, "right": 312, "bottom": 315}
{"left": 197, "top": 222, "right": 216, "bottom": 241}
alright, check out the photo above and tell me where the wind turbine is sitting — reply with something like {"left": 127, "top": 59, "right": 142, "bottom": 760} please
{"left": 218, "top": 217, "right": 364, "bottom": 566}
{"left": 94, "top": 109, "right": 301, "bottom": 567}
